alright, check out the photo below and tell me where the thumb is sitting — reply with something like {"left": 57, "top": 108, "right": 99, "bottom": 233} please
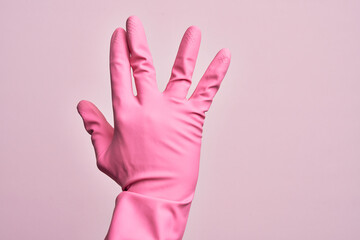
{"left": 77, "top": 100, "right": 113, "bottom": 160}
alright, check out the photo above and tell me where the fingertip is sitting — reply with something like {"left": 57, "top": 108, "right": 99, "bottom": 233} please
{"left": 111, "top": 27, "right": 126, "bottom": 43}
{"left": 127, "top": 15, "right": 140, "bottom": 22}
{"left": 188, "top": 25, "right": 201, "bottom": 31}
{"left": 76, "top": 100, "right": 88, "bottom": 114}
{"left": 126, "top": 15, "right": 142, "bottom": 32}
{"left": 77, "top": 100, "right": 97, "bottom": 117}
{"left": 76, "top": 100, "right": 99, "bottom": 135}
{"left": 211, "top": 49, "right": 231, "bottom": 71}
{"left": 187, "top": 25, "right": 201, "bottom": 37}
{"left": 219, "top": 48, "right": 231, "bottom": 60}
{"left": 184, "top": 26, "right": 201, "bottom": 46}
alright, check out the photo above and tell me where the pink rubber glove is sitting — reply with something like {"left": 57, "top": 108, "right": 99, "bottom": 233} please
{"left": 77, "top": 16, "right": 230, "bottom": 240}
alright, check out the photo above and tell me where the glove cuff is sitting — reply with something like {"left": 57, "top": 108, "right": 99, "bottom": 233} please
{"left": 105, "top": 191, "right": 192, "bottom": 240}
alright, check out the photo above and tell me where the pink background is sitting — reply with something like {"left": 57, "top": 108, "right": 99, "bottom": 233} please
{"left": 1, "top": 0, "right": 360, "bottom": 239}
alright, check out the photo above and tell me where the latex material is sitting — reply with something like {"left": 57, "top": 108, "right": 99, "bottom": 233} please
{"left": 77, "top": 16, "right": 231, "bottom": 239}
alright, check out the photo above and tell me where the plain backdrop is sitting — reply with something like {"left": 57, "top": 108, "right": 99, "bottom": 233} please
{"left": 1, "top": 0, "right": 360, "bottom": 239}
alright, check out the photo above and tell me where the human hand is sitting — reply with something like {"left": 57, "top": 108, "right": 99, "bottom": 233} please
{"left": 77, "top": 16, "right": 230, "bottom": 202}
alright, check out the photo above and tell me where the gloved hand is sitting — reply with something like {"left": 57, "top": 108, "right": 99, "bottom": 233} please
{"left": 77, "top": 16, "right": 230, "bottom": 239}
